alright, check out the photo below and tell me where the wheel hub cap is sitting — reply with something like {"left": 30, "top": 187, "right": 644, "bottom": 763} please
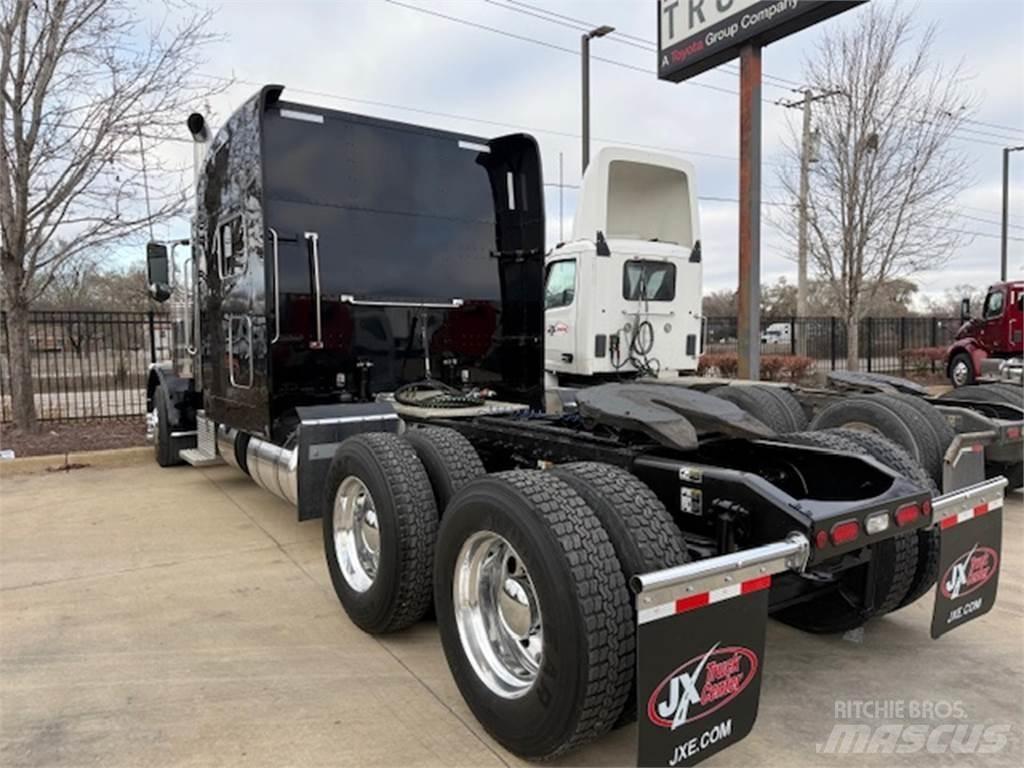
{"left": 454, "top": 532, "right": 543, "bottom": 699}
{"left": 333, "top": 477, "right": 380, "bottom": 592}
{"left": 953, "top": 361, "right": 969, "bottom": 386}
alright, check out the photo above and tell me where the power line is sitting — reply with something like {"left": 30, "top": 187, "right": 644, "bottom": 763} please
{"left": 472, "top": 0, "right": 1024, "bottom": 146}
{"left": 956, "top": 211, "right": 1024, "bottom": 232}
{"left": 501, "top": 0, "right": 804, "bottom": 90}
{"left": 201, "top": 71, "right": 1024, "bottom": 227}
{"left": 381, "top": 0, "right": 740, "bottom": 96}
{"left": 200, "top": 72, "right": 762, "bottom": 165}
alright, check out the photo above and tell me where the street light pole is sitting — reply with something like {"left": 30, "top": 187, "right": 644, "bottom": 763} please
{"left": 581, "top": 25, "right": 614, "bottom": 174}
{"left": 1001, "top": 145, "right": 1024, "bottom": 281}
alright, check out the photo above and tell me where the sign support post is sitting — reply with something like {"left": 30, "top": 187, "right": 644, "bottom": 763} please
{"left": 657, "top": 0, "right": 865, "bottom": 381}
{"left": 737, "top": 43, "right": 761, "bottom": 380}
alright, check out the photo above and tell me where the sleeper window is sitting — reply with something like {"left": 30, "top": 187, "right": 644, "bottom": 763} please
{"left": 623, "top": 260, "right": 676, "bottom": 302}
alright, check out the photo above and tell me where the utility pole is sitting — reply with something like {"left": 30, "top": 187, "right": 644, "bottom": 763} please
{"left": 780, "top": 88, "right": 841, "bottom": 318}
{"left": 1002, "top": 145, "right": 1024, "bottom": 281}
{"left": 737, "top": 42, "right": 762, "bottom": 381}
{"left": 559, "top": 151, "right": 564, "bottom": 242}
{"left": 795, "top": 90, "right": 813, "bottom": 319}
{"left": 581, "top": 25, "right": 614, "bottom": 174}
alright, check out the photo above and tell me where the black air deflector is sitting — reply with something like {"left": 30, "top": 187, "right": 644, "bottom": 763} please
{"left": 480, "top": 134, "right": 546, "bottom": 410}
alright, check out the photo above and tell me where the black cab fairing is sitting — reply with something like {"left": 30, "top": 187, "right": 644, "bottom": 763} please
{"left": 191, "top": 85, "right": 546, "bottom": 440}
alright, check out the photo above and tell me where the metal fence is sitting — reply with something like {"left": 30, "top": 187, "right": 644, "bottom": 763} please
{"left": 0, "top": 311, "right": 172, "bottom": 423}
{"left": 0, "top": 310, "right": 961, "bottom": 423}
{"left": 704, "top": 315, "right": 961, "bottom": 375}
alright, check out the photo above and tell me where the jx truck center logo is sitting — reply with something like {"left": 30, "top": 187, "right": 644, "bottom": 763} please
{"left": 647, "top": 642, "right": 758, "bottom": 730}
{"left": 546, "top": 321, "right": 569, "bottom": 336}
{"left": 941, "top": 544, "right": 998, "bottom": 599}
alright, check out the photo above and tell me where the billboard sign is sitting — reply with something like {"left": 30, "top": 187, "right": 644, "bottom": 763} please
{"left": 658, "top": 0, "right": 865, "bottom": 82}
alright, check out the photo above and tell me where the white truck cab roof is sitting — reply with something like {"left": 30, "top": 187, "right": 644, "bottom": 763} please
{"left": 546, "top": 148, "right": 703, "bottom": 381}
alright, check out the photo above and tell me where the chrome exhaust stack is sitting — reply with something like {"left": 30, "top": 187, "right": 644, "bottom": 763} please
{"left": 246, "top": 436, "right": 299, "bottom": 506}
{"left": 212, "top": 404, "right": 400, "bottom": 521}
{"left": 187, "top": 112, "right": 210, "bottom": 190}
{"left": 216, "top": 424, "right": 298, "bottom": 507}
{"left": 216, "top": 425, "right": 242, "bottom": 472}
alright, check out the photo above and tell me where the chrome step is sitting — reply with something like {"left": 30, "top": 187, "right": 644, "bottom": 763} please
{"left": 180, "top": 447, "right": 223, "bottom": 467}
{"left": 181, "top": 412, "right": 222, "bottom": 466}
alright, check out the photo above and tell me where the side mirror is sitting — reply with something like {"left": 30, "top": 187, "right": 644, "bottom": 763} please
{"left": 146, "top": 241, "right": 172, "bottom": 303}
{"left": 959, "top": 297, "right": 971, "bottom": 323}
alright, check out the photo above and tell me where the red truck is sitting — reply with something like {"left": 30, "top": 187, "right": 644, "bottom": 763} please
{"left": 947, "top": 280, "right": 1024, "bottom": 387}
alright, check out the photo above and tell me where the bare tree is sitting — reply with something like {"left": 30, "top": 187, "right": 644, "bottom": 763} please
{"left": 774, "top": 4, "right": 974, "bottom": 369}
{"left": 0, "top": 0, "right": 224, "bottom": 430}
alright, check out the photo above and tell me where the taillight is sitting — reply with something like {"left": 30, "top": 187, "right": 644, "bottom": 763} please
{"left": 814, "top": 530, "right": 829, "bottom": 549}
{"left": 922, "top": 499, "right": 933, "bottom": 521}
{"left": 830, "top": 520, "right": 860, "bottom": 546}
{"left": 1008, "top": 426, "right": 1021, "bottom": 440}
{"left": 895, "top": 503, "right": 921, "bottom": 527}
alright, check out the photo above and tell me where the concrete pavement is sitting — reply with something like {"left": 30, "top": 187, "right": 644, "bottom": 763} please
{"left": 1, "top": 459, "right": 1022, "bottom": 767}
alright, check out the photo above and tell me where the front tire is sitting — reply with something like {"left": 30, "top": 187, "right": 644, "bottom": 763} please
{"left": 153, "top": 386, "right": 183, "bottom": 467}
{"left": 323, "top": 433, "right": 438, "bottom": 634}
{"left": 434, "top": 471, "right": 631, "bottom": 759}
{"left": 949, "top": 352, "right": 975, "bottom": 387}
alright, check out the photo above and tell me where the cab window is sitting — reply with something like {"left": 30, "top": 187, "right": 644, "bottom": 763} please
{"left": 545, "top": 259, "right": 576, "bottom": 309}
{"left": 623, "top": 260, "right": 676, "bottom": 301}
{"left": 212, "top": 214, "right": 247, "bottom": 278}
{"left": 982, "top": 290, "right": 1004, "bottom": 319}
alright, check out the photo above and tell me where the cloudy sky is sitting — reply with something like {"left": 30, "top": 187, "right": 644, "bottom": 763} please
{"left": 147, "top": 0, "right": 1024, "bottom": 304}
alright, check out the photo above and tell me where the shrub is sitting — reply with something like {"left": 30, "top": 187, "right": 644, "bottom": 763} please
{"left": 698, "top": 353, "right": 739, "bottom": 378}
{"left": 900, "top": 346, "right": 948, "bottom": 374}
{"left": 698, "top": 353, "right": 815, "bottom": 382}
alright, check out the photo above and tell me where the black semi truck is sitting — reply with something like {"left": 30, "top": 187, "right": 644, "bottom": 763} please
{"left": 145, "top": 86, "right": 1011, "bottom": 767}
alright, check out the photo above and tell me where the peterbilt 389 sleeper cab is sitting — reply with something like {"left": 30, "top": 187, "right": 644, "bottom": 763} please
{"left": 144, "top": 86, "right": 1009, "bottom": 767}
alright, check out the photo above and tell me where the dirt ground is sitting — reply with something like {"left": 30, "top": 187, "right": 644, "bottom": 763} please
{"left": 0, "top": 419, "right": 147, "bottom": 457}
{"left": 1, "top": 460, "right": 1021, "bottom": 768}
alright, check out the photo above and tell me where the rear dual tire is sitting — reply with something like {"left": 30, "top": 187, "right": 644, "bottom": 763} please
{"left": 434, "top": 471, "right": 632, "bottom": 759}
{"left": 322, "top": 433, "right": 438, "bottom": 634}
{"left": 775, "top": 430, "right": 920, "bottom": 633}
{"left": 809, "top": 394, "right": 952, "bottom": 486}
{"left": 710, "top": 384, "right": 808, "bottom": 433}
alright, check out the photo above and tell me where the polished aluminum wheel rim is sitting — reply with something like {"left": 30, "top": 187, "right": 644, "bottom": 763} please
{"left": 952, "top": 360, "right": 970, "bottom": 387}
{"left": 333, "top": 476, "right": 381, "bottom": 593}
{"left": 146, "top": 407, "right": 158, "bottom": 443}
{"left": 454, "top": 531, "right": 543, "bottom": 699}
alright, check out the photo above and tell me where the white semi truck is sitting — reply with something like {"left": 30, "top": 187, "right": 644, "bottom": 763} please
{"left": 544, "top": 148, "right": 703, "bottom": 385}
{"left": 542, "top": 148, "right": 1023, "bottom": 492}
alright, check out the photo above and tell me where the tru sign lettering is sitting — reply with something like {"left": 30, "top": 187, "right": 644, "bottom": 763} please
{"left": 662, "top": 0, "right": 759, "bottom": 40}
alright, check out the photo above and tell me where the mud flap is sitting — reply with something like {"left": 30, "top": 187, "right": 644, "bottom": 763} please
{"left": 633, "top": 536, "right": 810, "bottom": 767}
{"left": 930, "top": 480, "right": 1005, "bottom": 638}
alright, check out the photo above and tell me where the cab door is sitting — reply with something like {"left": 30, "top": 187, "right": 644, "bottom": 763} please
{"left": 1006, "top": 286, "right": 1023, "bottom": 352}
{"left": 979, "top": 288, "right": 1006, "bottom": 352}
{"left": 544, "top": 258, "right": 579, "bottom": 371}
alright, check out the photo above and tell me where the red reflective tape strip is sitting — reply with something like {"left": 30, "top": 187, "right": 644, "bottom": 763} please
{"left": 675, "top": 593, "right": 710, "bottom": 614}
{"left": 741, "top": 574, "right": 772, "bottom": 594}
{"left": 940, "top": 515, "right": 959, "bottom": 530}
{"left": 973, "top": 502, "right": 989, "bottom": 517}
